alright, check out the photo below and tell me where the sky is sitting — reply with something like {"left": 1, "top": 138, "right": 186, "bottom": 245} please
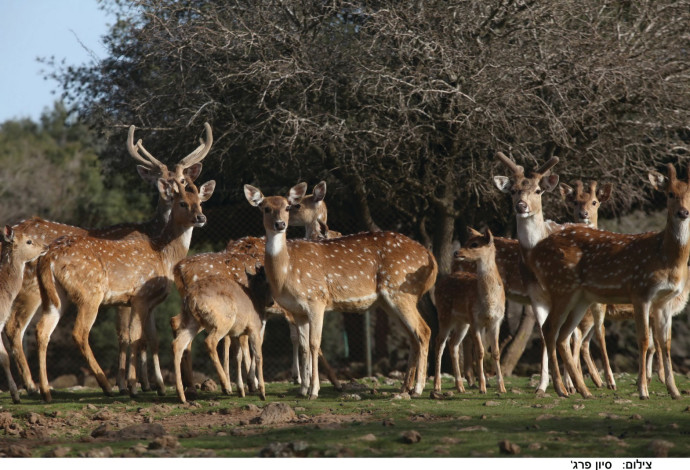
{"left": 0, "top": 0, "right": 112, "bottom": 123}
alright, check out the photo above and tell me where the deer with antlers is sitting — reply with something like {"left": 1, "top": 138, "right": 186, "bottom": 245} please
{"left": 4, "top": 124, "right": 212, "bottom": 396}
{"left": 526, "top": 163, "right": 690, "bottom": 399}
{"left": 34, "top": 130, "right": 215, "bottom": 401}
{"left": 0, "top": 226, "right": 47, "bottom": 403}
{"left": 245, "top": 182, "right": 436, "bottom": 398}
{"left": 434, "top": 228, "right": 506, "bottom": 395}
{"left": 492, "top": 152, "right": 561, "bottom": 394}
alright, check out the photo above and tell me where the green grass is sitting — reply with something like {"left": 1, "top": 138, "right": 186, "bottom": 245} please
{"left": 1, "top": 373, "right": 689, "bottom": 457}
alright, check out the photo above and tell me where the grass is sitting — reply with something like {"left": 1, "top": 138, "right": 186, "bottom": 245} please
{"left": 1, "top": 373, "right": 690, "bottom": 457}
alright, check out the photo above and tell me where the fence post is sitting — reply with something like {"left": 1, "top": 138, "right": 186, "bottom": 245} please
{"left": 364, "top": 310, "right": 372, "bottom": 377}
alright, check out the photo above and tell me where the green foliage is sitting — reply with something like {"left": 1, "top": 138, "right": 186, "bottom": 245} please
{"left": 0, "top": 103, "right": 150, "bottom": 227}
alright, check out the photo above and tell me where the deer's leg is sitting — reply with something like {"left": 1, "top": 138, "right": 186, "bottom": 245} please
{"left": 473, "top": 325, "right": 487, "bottom": 394}
{"left": 318, "top": 348, "right": 342, "bottom": 392}
{"left": 594, "top": 307, "right": 616, "bottom": 390}
{"left": 433, "top": 320, "right": 452, "bottom": 392}
{"left": 172, "top": 315, "right": 198, "bottom": 404}
{"left": 633, "top": 301, "right": 652, "bottom": 400}
{"left": 223, "top": 335, "right": 231, "bottom": 387}
{"left": 72, "top": 297, "right": 112, "bottom": 396}
{"left": 5, "top": 277, "right": 41, "bottom": 394}
{"left": 240, "top": 335, "right": 257, "bottom": 392}
{"left": 580, "top": 306, "right": 602, "bottom": 388}
{"left": 528, "top": 284, "right": 551, "bottom": 394}
{"left": 449, "top": 325, "right": 470, "bottom": 393}
{"left": 307, "top": 309, "right": 326, "bottom": 399}
{"left": 36, "top": 299, "right": 64, "bottom": 402}
{"left": 295, "top": 316, "right": 310, "bottom": 397}
{"left": 116, "top": 306, "right": 131, "bottom": 394}
{"left": 248, "top": 329, "right": 266, "bottom": 400}
{"left": 542, "top": 296, "right": 577, "bottom": 398}
{"left": 556, "top": 299, "right": 593, "bottom": 399}
{"left": 232, "top": 337, "right": 244, "bottom": 397}
{"left": 205, "top": 329, "right": 233, "bottom": 396}
{"left": 653, "top": 306, "right": 680, "bottom": 399}
{"left": 489, "top": 318, "right": 506, "bottom": 394}
{"left": 648, "top": 322, "right": 664, "bottom": 383}
{"left": 0, "top": 321, "right": 20, "bottom": 403}
{"left": 288, "top": 320, "right": 302, "bottom": 385}
{"left": 142, "top": 309, "right": 164, "bottom": 395}
{"left": 127, "top": 304, "right": 147, "bottom": 397}
{"left": 563, "top": 330, "right": 578, "bottom": 394}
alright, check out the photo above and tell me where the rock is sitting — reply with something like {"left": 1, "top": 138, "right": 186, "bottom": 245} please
{"left": 0, "top": 412, "right": 13, "bottom": 428}
{"left": 44, "top": 446, "right": 70, "bottom": 457}
{"left": 1, "top": 444, "right": 32, "bottom": 457}
{"left": 130, "top": 443, "right": 148, "bottom": 456}
{"left": 116, "top": 423, "right": 166, "bottom": 440}
{"left": 401, "top": 430, "right": 422, "bottom": 444}
{"left": 340, "top": 393, "right": 362, "bottom": 401}
{"left": 649, "top": 440, "right": 674, "bottom": 457}
{"left": 242, "top": 404, "right": 260, "bottom": 413}
{"left": 200, "top": 378, "right": 218, "bottom": 392}
{"left": 259, "top": 441, "right": 311, "bottom": 457}
{"left": 361, "top": 434, "right": 377, "bottom": 442}
{"left": 93, "top": 409, "right": 113, "bottom": 421}
{"left": 51, "top": 374, "right": 79, "bottom": 389}
{"left": 484, "top": 400, "right": 501, "bottom": 407}
{"left": 499, "top": 440, "right": 521, "bottom": 454}
{"left": 91, "top": 423, "right": 112, "bottom": 438}
{"left": 81, "top": 446, "right": 113, "bottom": 458}
{"left": 252, "top": 403, "right": 296, "bottom": 425}
{"left": 26, "top": 412, "right": 44, "bottom": 425}
{"left": 458, "top": 426, "right": 488, "bottom": 432}
{"left": 392, "top": 392, "right": 411, "bottom": 400}
{"left": 149, "top": 435, "right": 180, "bottom": 450}
{"left": 83, "top": 375, "right": 101, "bottom": 388}
{"left": 429, "top": 390, "right": 444, "bottom": 400}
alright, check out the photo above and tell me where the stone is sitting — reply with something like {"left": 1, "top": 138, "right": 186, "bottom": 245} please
{"left": 252, "top": 402, "right": 296, "bottom": 425}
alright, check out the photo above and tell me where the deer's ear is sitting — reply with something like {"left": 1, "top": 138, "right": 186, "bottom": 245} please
{"left": 493, "top": 176, "right": 511, "bottom": 193}
{"left": 244, "top": 184, "right": 264, "bottom": 207}
{"left": 313, "top": 181, "right": 327, "bottom": 202}
{"left": 559, "top": 183, "right": 574, "bottom": 200}
{"left": 648, "top": 171, "right": 668, "bottom": 191}
{"left": 137, "top": 165, "right": 161, "bottom": 185}
{"left": 157, "top": 178, "right": 174, "bottom": 201}
{"left": 183, "top": 163, "right": 203, "bottom": 183}
{"left": 2, "top": 225, "right": 14, "bottom": 243}
{"left": 198, "top": 180, "right": 216, "bottom": 202}
{"left": 467, "top": 227, "right": 482, "bottom": 238}
{"left": 540, "top": 174, "right": 560, "bottom": 192}
{"left": 288, "top": 182, "right": 308, "bottom": 205}
{"left": 484, "top": 228, "right": 494, "bottom": 245}
{"left": 597, "top": 182, "right": 613, "bottom": 204}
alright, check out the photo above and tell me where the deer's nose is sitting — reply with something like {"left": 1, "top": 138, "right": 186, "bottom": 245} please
{"left": 677, "top": 209, "right": 689, "bottom": 220}
{"left": 274, "top": 220, "right": 286, "bottom": 231}
{"left": 579, "top": 211, "right": 589, "bottom": 220}
{"left": 195, "top": 214, "right": 207, "bottom": 225}
{"left": 516, "top": 201, "right": 529, "bottom": 214}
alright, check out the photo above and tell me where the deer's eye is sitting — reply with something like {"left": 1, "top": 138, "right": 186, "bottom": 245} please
{"left": 469, "top": 242, "right": 479, "bottom": 248}
{"left": 291, "top": 204, "right": 301, "bottom": 210}
{"left": 179, "top": 202, "right": 188, "bottom": 208}
{"left": 26, "top": 240, "right": 32, "bottom": 245}
{"left": 285, "top": 205, "right": 291, "bottom": 212}
{"left": 535, "top": 188, "right": 543, "bottom": 195}
{"left": 592, "top": 201, "right": 598, "bottom": 206}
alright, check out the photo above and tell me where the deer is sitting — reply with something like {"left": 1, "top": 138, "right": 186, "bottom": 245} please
{"left": 433, "top": 228, "right": 506, "bottom": 395}
{"left": 492, "top": 152, "right": 561, "bottom": 395}
{"left": 245, "top": 182, "right": 436, "bottom": 399}
{"left": 4, "top": 123, "right": 212, "bottom": 396}
{"left": 35, "top": 173, "right": 215, "bottom": 402}
{"left": 0, "top": 226, "right": 47, "bottom": 403}
{"left": 526, "top": 163, "right": 690, "bottom": 400}
{"left": 171, "top": 183, "right": 343, "bottom": 400}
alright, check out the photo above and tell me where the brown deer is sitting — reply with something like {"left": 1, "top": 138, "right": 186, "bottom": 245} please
{"left": 4, "top": 123, "right": 212, "bottom": 395}
{"left": 433, "top": 228, "right": 506, "bottom": 395}
{"left": 492, "top": 152, "right": 560, "bottom": 394}
{"left": 245, "top": 182, "right": 436, "bottom": 398}
{"left": 0, "top": 226, "right": 47, "bottom": 403}
{"left": 526, "top": 163, "right": 690, "bottom": 399}
{"left": 36, "top": 176, "right": 215, "bottom": 402}
{"left": 171, "top": 237, "right": 269, "bottom": 403}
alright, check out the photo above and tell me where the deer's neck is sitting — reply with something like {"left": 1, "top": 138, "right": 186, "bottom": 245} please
{"left": 155, "top": 221, "right": 194, "bottom": 275}
{"left": 0, "top": 255, "right": 26, "bottom": 307}
{"left": 138, "top": 199, "right": 172, "bottom": 237}
{"left": 475, "top": 255, "right": 504, "bottom": 307}
{"left": 662, "top": 216, "right": 690, "bottom": 269}
{"left": 516, "top": 211, "right": 549, "bottom": 252}
{"left": 264, "top": 231, "right": 290, "bottom": 293}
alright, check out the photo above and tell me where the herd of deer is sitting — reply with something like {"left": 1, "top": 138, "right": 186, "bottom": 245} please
{"left": 0, "top": 122, "right": 688, "bottom": 406}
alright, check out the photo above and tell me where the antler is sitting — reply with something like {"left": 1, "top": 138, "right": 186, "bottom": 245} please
{"left": 588, "top": 181, "right": 597, "bottom": 195}
{"left": 535, "top": 156, "right": 560, "bottom": 176}
{"left": 495, "top": 152, "right": 524, "bottom": 176}
{"left": 127, "top": 125, "right": 169, "bottom": 174}
{"left": 177, "top": 122, "right": 213, "bottom": 169}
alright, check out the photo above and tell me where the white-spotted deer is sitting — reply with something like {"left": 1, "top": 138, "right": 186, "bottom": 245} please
{"left": 245, "top": 183, "right": 436, "bottom": 398}
{"left": 493, "top": 152, "right": 560, "bottom": 394}
{"left": 36, "top": 175, "right": 215, "bottom": 402}
{"left": 527, "top": 163, "right": 690, "bottom": 399}
{"left": 0, "top": 226, "right": 47, "bottom": 403}
{"left": 4, "top": 123, "right": 212, "bottom": 395}
{"left": 434, "top": 228, "right": 506, "bottom": 395}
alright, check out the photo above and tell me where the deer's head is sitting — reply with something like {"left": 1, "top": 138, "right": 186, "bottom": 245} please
{"left": 493, "top": 152, "right": 560, "bottom": 219}
{"left": 454, "top": 228, "right": 495, "bottom": 264}
{"left": 159, "top": 178, "right": 215, "bottom": 228}
{"left": 649, "top": 164, "right": 690, "bottom": 236}
{"left": 560, "top": 180, "right": 613, "bottom": 227}
{"left": 1, "top": 225, "right": 48, "bottom": 264}
{"left": 244, "top": 182, "right": 308, "bottom": 235}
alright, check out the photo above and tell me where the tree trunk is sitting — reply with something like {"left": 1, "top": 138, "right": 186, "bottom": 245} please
{"left": 501, "top": 305, "right": 536, "bottom": 376}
